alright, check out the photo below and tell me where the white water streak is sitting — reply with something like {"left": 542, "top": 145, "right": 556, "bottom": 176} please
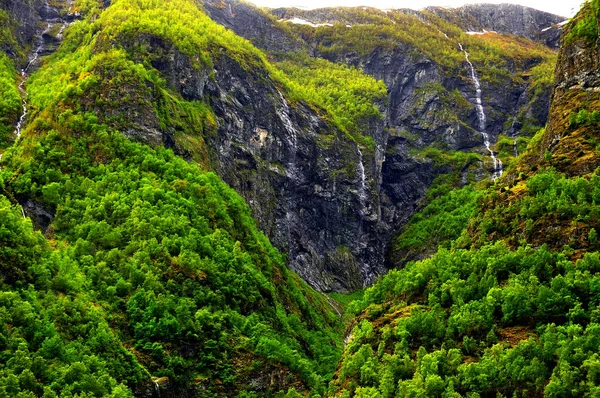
{"left": 356, "top": 146, "right": 366, "bottom": 204}
{"left": 459, "top": 43, "right": 503, "bottom": 180}
{"left": 15, "top": 11, "right": 71, "bottom": 140}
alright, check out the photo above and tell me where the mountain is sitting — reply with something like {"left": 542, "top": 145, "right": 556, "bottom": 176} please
{"left": 330, "top": 1, "right": 600, "bottom": 396}
{"left": 203, "top": 0, "right": 559, "bottom": 290}
{"left": 427, "top": 3, "right": 567, "bottom": 48}
{"left": 1, "top": 0, "right": 597, "bottom": 395}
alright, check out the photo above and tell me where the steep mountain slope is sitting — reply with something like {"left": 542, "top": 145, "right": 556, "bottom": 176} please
{"left": 204, "top": 0, "right": 559, "bottom": 276}
{"left": 331, "top": 2, "right": 600, "bottom": 396}
{"left": 0, "top": 0, "right": 344, "bottom": 395}
{"left": 0, "top": 1, "right": 562, "bottom": 296}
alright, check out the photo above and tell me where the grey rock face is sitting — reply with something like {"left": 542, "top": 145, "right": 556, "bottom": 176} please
{"left": 1, "top": 0, "right": 43, "bottom": 57}
{"left": 117, "top": 34, "right": 387, "bottom": 291}
{"left": 427, "top": 4, "right": 566, "bottom": 48}
{"left": 201, "top": 0, "right": 303, "bottom": 54}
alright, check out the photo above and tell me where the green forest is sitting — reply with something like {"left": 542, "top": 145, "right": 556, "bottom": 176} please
{"left": 0, "top": 0, "right": 598, "bottom": 396}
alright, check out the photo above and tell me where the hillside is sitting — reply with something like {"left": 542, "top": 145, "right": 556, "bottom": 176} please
{"left": 0, "top": 0, "right": 597, "bottom": 396}
{"left": 203, "top": 0, "right": 559, "bottom": 286}
{"left": 0, "top": 0, "right": 344, "bottom": 395}
{"left": 330, "top": 1, "right": 600, "bottom": 396}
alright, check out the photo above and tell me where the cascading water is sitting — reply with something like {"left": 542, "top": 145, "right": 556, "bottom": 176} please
{"left": 14, "top": 23, "right": 48, "bottom": 140}
{"left": 509, "top": 115, "right": 519, "bottom": 157}
{"left": 356, "top": 146, "right": 367, "bottom": 204}
{"left": 458, "top": 43, "right": 503, "bottom": 180}
{"left": 14, "top": 2, "right": 72, "bottom": 140}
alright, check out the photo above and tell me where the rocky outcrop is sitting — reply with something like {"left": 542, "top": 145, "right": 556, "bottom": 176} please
{"left": 0, "top": 0, "right": 43, "bottom": 57}
{"left": 427, "top": 4, "right": 566, "bottom": 48}
{"left": 201, "top": 0, "right": 303, "bottom": 54}
{"left": 528, "top": 3, "right": 600, "bottom": 176}
{"left": 103, "top": 32, "right": 387, "bottom": 291}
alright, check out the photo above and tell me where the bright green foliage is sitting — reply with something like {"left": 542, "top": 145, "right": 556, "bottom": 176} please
{"left": 565, "top": 0, "right": 600, "bottom": 44}
{"left": 390, "top": 185, "right": 481, "bottom": 265}
{"left": 333, "top": 242, "right": 600, "bottom": 397}
{"left": 569, "top": 109, "right": 600, "bottom": 127}
{"left": 25, "top": 0, "right": 380, "bottom": 160}
{"left": 470, "top": 169, "right": 600, "bottom": 251}
{"left": 1, "top": 115, "right": 341, "bottom": 394}
{"left": 0, "top": 53, "right": 20, "bottom": 147}
{"left": 276, "top": 52, "right": 386, "bottom": 148}
{"left": 0, "top": 0, "right": 346, "bottom": 389}
{"left": 0, "top": 195, "right": 143, "bottom": 397}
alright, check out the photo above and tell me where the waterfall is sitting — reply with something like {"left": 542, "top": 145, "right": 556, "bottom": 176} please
{"left": 14, "top": 2, "right": 72, "bottom": 140}
{"left": 458, "top": 43, "right": 503, "bottom": 180}
{"left": 356, "top": 146, "right": 367, "bottom": 204}
{"left": 13, "top": 23, "right": 51, "bottom": 140}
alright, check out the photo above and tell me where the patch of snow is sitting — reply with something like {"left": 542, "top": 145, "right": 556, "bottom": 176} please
{"left": 465, "top": 29, "right": 497, "bottom": 35}
{"left": 280, "top": 17, "right": 333, "bottom": 27}
{"left": 542, "top": 20, "right": 569, "bottom": 32}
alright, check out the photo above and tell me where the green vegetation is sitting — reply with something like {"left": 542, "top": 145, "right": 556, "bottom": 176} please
{"left": 0, "top": 121, "right": 341, "bottom": 395}
{"left": 333, "top": 242, "right": 600, "bottom": 397}
{"left": 569, "top": 108, "right": 600, "bottom": 127}
{"left": 0, "top": 0, "right": 587, "bottom": 396}
{"left": 565, "top": 0, "right": 600, "bottom": 44}
{"left": 0, "top": 0, "right": 351, "bottom": 395}
{"left": 275, "top": 52, "right": 386, "bottom": 148}
{"left": 283, "top": 8, "right": 556, "bottom": 89}
{"left": 468, "top": 168, "right": 600, "bottom": 252}
{"left": 0, "top": 54, "right": 20, "bottom": 147}
{"left": 389, "top": 185, "right": 481, "bottom": 266}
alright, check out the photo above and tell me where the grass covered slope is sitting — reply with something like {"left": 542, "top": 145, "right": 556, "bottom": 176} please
{"left": 0, "top": 53, "right": 20, "bottom": 147}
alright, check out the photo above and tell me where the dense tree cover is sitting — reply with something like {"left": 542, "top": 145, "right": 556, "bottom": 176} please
{"left": 0, "top": 2, "right": 347, "bottom": 394}
{"left": 0, "top": 0, "right": 585, "bottom": 396}
{"left": 0, "top": 53, "right": 20, "bottom": 147}
{"left": 333, "top": 239, "right": 600, "bottom": 397}
{"left": 330, "top": 0, "right": 600, "bottom": 388}
{"left": 0, "top": 115, "right": 342, "bottom": 395}
{"left": 466, "top": 168, "right": 600, "bottom": 254}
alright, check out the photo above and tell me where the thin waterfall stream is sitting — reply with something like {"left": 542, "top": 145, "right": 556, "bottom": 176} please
{"left": 2, "top": 1, "right": 73, "bottom": 212}
{"left": 458, "top": 43, "right": 503, "bottom": 180}
{"left": 356, "top": 147, "right": 367, "bottom": 205}
{"left": 14, "top": 3, "right": 71, "bottom": 140}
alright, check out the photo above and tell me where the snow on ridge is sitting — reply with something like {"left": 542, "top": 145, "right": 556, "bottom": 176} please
{"left": 541, "top": 19, "right": 570, "bottom": 32}
{"left": 465, "top": 29, "right": 496, "bottom": 35}
{"left": 279, "top": 17, "right": 333, "bottom": 27}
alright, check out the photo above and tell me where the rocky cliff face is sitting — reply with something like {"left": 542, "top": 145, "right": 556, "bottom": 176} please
{"left": 525, "top": 2, "right": 600, "bottom": 176}
{"left": 428, "top": 4, "right": 567, "bottom": 48}
{"left": 203, "top": 0, "right": 557, "bottom": 279}
{"left": 89, "top": 30, "right": 388, "bottom": 291}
